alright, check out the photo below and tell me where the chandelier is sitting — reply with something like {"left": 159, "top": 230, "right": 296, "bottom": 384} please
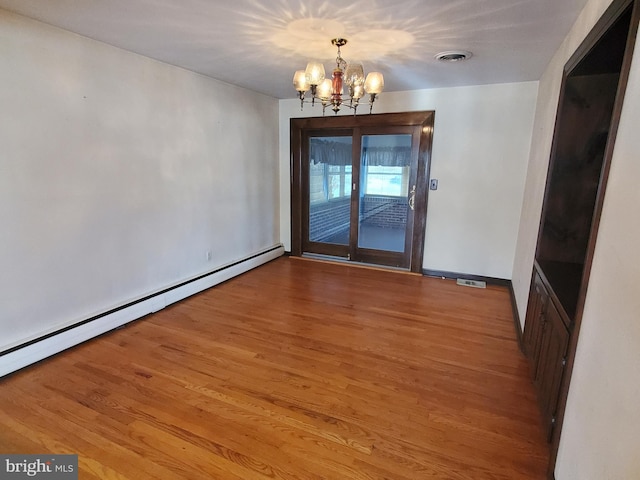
{"left": 292, "top": 38, "right": 384, "bottom": 115}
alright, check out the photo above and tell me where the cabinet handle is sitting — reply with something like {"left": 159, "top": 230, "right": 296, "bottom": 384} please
{"left": 409, "top": 185, "right": 416, "bottom": 211}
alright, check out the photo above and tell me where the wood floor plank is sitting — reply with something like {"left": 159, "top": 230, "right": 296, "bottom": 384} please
{"left": 0, "top": 257, "right": 548, "bottom": 479}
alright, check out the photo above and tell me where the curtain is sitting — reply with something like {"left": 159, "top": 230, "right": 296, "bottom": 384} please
{"left": 309, "top": 139, "right": 352, "bottom": 166}
{"left": 361, "top": 146, "right": 411, "bottom": 167}
{"left": 310, "top": 139, "right": 411, "bottom": 167}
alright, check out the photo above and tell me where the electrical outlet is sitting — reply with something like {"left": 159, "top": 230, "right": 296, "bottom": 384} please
{"left": 429, "top": 178, "right": 438, "bottom": 190}
{"left": 206, "top": 250, "right": 212, "bottom": 261}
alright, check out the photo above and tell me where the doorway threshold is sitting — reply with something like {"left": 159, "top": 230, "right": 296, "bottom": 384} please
{"left": 298, "top": 253, "right": 417, "bottom": 275}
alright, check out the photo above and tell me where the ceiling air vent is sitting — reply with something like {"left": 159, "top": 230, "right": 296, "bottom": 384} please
{"left": 435, "top": 50, "right": 473, "bottom": 62}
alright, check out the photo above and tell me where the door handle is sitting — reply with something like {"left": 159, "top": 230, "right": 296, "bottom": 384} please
{"left": 409, "top": 185, "right": 416, "bottom": 211}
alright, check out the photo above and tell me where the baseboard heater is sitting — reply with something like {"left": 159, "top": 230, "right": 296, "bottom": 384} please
{"left": 0, "top": 244, "right": 284, "bottom": 378}
{"left": 423, "top": 268, "right": 506, "bottom": 287}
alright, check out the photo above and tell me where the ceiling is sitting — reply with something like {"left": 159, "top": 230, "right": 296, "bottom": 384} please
{"left": 0, "top": 0, "right": 591, "bottom": 99}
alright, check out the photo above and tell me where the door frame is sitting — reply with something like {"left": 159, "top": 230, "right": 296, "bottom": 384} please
{"left": 290, "top": 111, "right": 434, "bottom": 273}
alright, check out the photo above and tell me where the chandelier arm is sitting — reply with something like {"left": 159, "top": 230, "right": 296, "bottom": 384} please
{"left": 368, "top": 93, "right": 378, "bottom": 114}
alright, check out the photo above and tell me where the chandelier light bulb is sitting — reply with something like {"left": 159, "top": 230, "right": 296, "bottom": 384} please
{"left": 344, "top": 63, "right": 365, "bottom": 87}
{"left": 351, "top": 84, "right": 365, "bottom": 100}
{"left": 317, "top": 79, "right": 333, "bottom": 100}
{"left": 293, "top": 70, "right": 309, "bottom": 92}
{"left": 364, "top": 72, "right": 384, "bottom": 95}
{"left": 304, "top": 61, "right": 325, "bottom": 86}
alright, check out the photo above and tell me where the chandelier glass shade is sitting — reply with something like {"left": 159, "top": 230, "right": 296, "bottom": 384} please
{"left": 292, "top": 38, "right": 384, "bottom": 115}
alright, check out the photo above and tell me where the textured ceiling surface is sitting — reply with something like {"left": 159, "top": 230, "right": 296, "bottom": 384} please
{"left": 0, "top": 0, "right": 591, "bottom": 98}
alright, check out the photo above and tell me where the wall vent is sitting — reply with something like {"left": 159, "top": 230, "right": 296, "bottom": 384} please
{"left": 456, "top": 278, "right": 486, "bottom": 288}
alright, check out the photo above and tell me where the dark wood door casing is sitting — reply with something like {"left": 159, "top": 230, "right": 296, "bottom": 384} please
{"left": 290, "top": 111, "right": 434, "bottom": 273}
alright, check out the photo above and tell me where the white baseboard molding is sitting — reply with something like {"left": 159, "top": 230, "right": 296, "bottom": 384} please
{"left": 0, "top": 245, "right": 284, "bottom": 378}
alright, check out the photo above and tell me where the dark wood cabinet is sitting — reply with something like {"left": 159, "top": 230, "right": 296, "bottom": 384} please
{"left": 523, "top": 0, "right": 638, "bottom": 475}
{"left": 534, "top": 292, "right": 569, "bottom": 441}
{"left": 523, "top": 266, "right": 569, "bottom": 440}
{"left": 523, "top": 271, "right": 547, "bottom": 375}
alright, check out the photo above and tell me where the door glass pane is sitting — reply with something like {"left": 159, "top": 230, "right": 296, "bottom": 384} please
{"left": 308, "top": 136, "right": 352, "bottom": 245}
{"left": 358, "top": 134, "right": 412, "bottom": 252}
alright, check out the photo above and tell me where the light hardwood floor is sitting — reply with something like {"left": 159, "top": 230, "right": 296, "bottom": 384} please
{"left": 0, "top": 257, "right": 548, "bottom": 479}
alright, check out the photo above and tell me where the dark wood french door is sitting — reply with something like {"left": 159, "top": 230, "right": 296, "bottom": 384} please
{"left": 291, "top": 112, "right": 434, "bottom": 272}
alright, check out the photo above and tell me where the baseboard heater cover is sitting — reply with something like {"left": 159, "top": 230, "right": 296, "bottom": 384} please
{"left": 0, "top": 245, "right": 284, "bottom": 378}
{"left": 423, "top": 269, "right": 509, "bottom": 287}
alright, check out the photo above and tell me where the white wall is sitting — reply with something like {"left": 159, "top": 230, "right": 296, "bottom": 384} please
{"left": 511, "top": 0, "right": 640, "bottom": 478}
{"left": 279, "top": 82, "right": 538, "bottom": 279}
{"left": 0, "top": 10, "right": 280, "bottom": 352}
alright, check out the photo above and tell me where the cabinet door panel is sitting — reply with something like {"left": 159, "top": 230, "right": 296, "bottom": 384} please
{"left": 534, "top": 301, "right": 569, "bottom": 440}
{"left": 524, "top": 273, "right": 548, "bottom": 379}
